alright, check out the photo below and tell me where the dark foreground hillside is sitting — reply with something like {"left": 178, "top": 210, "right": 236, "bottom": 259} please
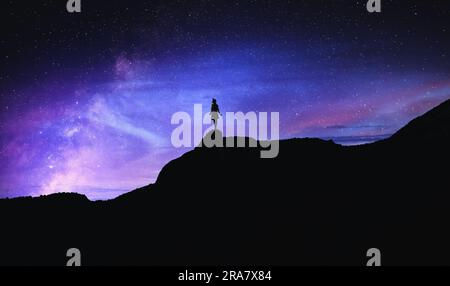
{"left": 0, "top": 99, "right": 449, "bottom": 266}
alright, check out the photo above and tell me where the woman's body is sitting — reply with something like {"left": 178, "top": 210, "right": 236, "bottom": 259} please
{"left": 210, "top": 98, "right": 221, "bottom": 129}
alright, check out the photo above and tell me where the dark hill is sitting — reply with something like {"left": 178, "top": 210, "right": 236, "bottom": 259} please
{"left": 0, "top": 99, "right": 449, "bottom": 266}
{"left": 388, "top": 99, "right": 450, "bottom": 144}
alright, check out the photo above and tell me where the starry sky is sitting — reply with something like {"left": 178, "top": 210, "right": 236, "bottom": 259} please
{"left": 1, "top": 0, "right": 449, "bottom": 200}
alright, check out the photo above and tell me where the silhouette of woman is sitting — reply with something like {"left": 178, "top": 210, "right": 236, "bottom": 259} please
{"left": 210, "top": 98, "right": 221, "bottom": 129}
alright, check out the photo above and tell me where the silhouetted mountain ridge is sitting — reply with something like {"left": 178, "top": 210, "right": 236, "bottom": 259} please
{"left": 388, "top": 99, "right": 450, "bottom": 144}
{"left": 0, "top": 98, "right": 449, "bottom": 266}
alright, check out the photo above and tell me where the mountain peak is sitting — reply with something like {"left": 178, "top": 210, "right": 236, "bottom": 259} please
{"left": 388, "top": 98, "right": 450, "bottom": 144}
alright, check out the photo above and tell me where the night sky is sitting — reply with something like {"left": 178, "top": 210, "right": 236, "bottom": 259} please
{"left": 1, "top": 0, "right": 449, "bottom": 200}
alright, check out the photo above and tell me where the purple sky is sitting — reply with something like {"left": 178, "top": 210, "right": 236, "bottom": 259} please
{"left": 1, "top": 48, "right": 449, "bottom": 200}
{"left": 1, "top": 1, "right": 449, "bottom": 200}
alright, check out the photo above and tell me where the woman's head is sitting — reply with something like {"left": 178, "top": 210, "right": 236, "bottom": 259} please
{"left": 212, "top": 98, "right": 217, "bottom": 103}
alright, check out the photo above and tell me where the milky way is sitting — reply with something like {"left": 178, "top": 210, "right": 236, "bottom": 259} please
{"left": 1, "top": 1, "right": 449, "bottom": 199}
